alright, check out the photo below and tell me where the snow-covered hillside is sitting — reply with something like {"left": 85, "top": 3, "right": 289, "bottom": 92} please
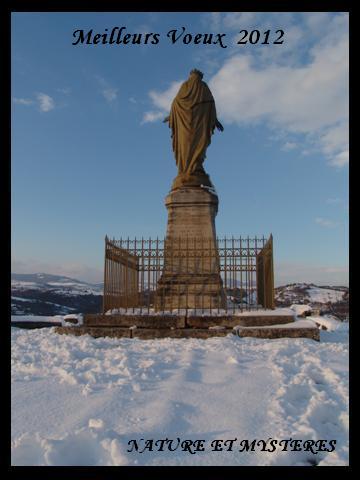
{"left": 275, "top": 283, "right": 349, "bottom": 320}
{"left": 11, "top": 323, "right": 348, "bottom": 466}
{"left": 12, "top": 274, "right": 349, "bottom": 319}
{"left": 11, "top": 273, "right": 103, "bottom": 316}
{"left": 11, "top": 273, "right": 103, "bottom": 295}
{"left": 275, "top": 283, "right": 348, "bottom": 305}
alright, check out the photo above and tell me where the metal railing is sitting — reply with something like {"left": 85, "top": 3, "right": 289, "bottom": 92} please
{"left": 103, "top": 235, "right": 274, "bottom": 314}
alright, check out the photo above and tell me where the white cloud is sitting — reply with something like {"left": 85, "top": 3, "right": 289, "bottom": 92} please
{"left": 95, "top": 75, "right": 118, "bottom": 103}
{"left": 315, "top": 217, "right": 339, "bottom": 228}
{"left": 149, "top": 13, "right": 348, "bottom": 167}
{"left": 134, "top": 24, "right": 152, "bottom": 34}
{"left": 149, "top": 80, "right": 183, "bottom": 111}
{"left": 37, "top": 93, "right": 55, "bottom": 112}
{"left": 141, "top": 110, "right": 165, "bottom": 124}
{"left": 208, "top": 28, "right": 348, "bottom": 167}
{"left": 209, "top": 34, "right": 348, "bottom": 129}
{"left": 102, "top": 87, "right": 118, "bottom": 103}
{"left": 12, "top": 97, "right": 34, "bottom": 106}
{"left": 222, "top": 12, "right": 259, "bottom": 29}
{"left": 329, "top": 150, "right": 349, "bottom": 168}
{"left": 57, "top": 87, "right": 71, "bottom": 95}
{"left": 142, "top": 80, "right": 183, "bottom": 123}
{"left": 203, "top": 12, "right": 222, "bottom": 30}
{"left": 281, "top": 141, "right": 297, "bottom": 151}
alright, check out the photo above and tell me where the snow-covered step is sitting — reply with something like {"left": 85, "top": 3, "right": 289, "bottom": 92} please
{"left": 84, "top": 312, "right": 295, "bottom": 328}
{"left": 233, "top": 320, "right": 320, "bottom": 341}
{"left": 11, "top": 315, "right": 62, "bottom": 329}
{"left": 187, "top": 314, "right": 295, "bottom": 327}
{"left": 11, "top": 320, "right": 63, "bottom": 329}
{"left": 132, "top": 327, "right": 230, "bottom": 339}
{"left": 84, "top": 313, "right": 186, "bottom": 328}
{"left": 55, "top": 326, "right": 131, "bottom": 338}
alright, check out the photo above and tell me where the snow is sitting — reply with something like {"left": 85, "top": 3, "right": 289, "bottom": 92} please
{"left": 61, "top": 314, "right": 84, "bottom": 326}
{"left": 11, "top": 296, "right": 37, "bottom": 303}
{"left": 290, "top": 304, "right": 312, "bottom": 316}
{"left": 11, "top": 321, "right": 348, "bottom": 466}
{"left": 200, "top": 184, "right": 217, "bottom": 195}
{"left": 307, "top": 287, "right": 345, "bottom": 304}
{"left": 11, "top": 281, "right": 41, "bottom": 289}
{"left": 306, "top": 315, "right": 345, "bottom": 331}
{"left": 11, "top": 315, "right": 63, "bottom": 324}
{"left": 275, "top": 284, "right": 347, "bottom": 307}
{"left": 12, "top": 278, "right": 102, "bottom": 297}
{"left": 236, "top": 308, "right": 294, "bottom": 317}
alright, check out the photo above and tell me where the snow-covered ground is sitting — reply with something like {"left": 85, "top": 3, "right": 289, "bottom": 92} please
{"left": 11, "top": 315, "right": 83, "bottom": 326}
{"left": 11, "top": 273, "right": 103, "bottom": 296}
{"left": 11, "top": 322, "right": 349, "bottom": 466}
{"left": 11, "top": 315, "right": 63, "bottom": 324}
{"left": 306, "top": 287, "right": 345, "bottom": 304}
{"left": 275, "top": 283, "right": 347, "bottom": 305}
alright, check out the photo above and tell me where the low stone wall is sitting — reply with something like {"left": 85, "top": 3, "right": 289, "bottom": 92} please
{"left": 132, "top": 327, "right": 229, "bottom": 339}
{"left": 55, "top": 326, "right": 131, "bottom": 338}
{"left": 54, "top": 325, "right": 230, "bottom": 339}
{"left": 55, "top": 312, "right": 319, "bottom": 341}
{"left": 84, "top": 314, "right": 186, "bottom": 329}
{"left": 84, "top": 313, "right": 295, "bottom": 329}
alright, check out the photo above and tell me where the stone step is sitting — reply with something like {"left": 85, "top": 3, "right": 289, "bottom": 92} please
{"left": 132, "top": 327, "right": 230, "bottom": 340}
{"left": 55, "top": 326, "right": 131, "bottom": 338}
{"left": 55, "top": 321, "right": 319, "bottom": 341}
{"left": 234, "top": 322, "right": 320, "bottom": 341}
{"left": 84, "top": 313, "right": 295, "bottom": 329}
{"left": 54, "top": 325, "right": 231, "bottom": 339}
{"left": 187, "top": 314, "right": 295, "bottom": 328}
{"left": 84, "top": 314, "right": 186, "bottom": 328}
{"left": 235, "top": 315, "right": 295, "bottom": 327}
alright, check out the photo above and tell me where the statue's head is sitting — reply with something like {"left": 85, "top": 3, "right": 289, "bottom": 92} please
{"left": 190, "top": 69, "right": 204, "bottom": 79}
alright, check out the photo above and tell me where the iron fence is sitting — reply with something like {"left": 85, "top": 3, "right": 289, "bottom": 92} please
{"left": 103, "top": 235, "right": 274, "bottom": 314}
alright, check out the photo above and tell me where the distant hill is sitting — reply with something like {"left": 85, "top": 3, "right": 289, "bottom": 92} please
{"left": 275, "top": 283, "right": 349, "bottom": 320}
{"left": 11, "top": 273, "right": 103, "bottom": 315}
{"left": 11, "top": 274, "right": 349, "bottom": 319}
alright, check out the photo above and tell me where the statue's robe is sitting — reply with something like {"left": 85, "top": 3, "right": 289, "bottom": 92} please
{"left": 169, "top": 74, "right": 217, "bottom": 176}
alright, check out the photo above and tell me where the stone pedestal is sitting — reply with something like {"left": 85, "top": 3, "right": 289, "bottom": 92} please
{"left": 156, "top": 185, "right": 226, "bottom": 310}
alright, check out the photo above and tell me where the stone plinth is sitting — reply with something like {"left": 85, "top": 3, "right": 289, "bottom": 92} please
{"left": 165, "top": 185, "right": 218, "bottom": 239}
{"left": 156, "top": 185, "right": 226, "bottom": 310}
{"left": 234, "top": 325, "right": 320, "bottom": 341}
{"left": 55, "top": 315, "right": 320, "bottom": 341}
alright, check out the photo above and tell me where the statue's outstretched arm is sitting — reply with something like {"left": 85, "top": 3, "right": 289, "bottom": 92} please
{"left": 163, "top": 115, "right": 170, "bottom": 123}
{"left": 215, "top": 119, "right": 224, "bottom": 132}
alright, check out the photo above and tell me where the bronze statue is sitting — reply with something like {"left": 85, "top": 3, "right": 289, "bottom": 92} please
{"left": 164, "top": 69, "right": 223, "bottom": 189}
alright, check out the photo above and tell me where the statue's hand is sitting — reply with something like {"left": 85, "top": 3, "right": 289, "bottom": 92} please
{"left": 215, "top": 119, "right": 224, "bottom": 132}
{"left": 163, "top": 115, "right": 170, "bottom": 123}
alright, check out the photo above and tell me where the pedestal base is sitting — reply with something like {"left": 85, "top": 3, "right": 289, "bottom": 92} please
{"left": 156, "top": 273, "right": 226, "bottom": 311}
{"left": 165, "top": 185, "right": 218, "bottom": 239}
{"left": 156, "top": 185, "right": 226, "bottom": 310}
{"left": 171, "top": 170, "right": 214, "bottom": 190}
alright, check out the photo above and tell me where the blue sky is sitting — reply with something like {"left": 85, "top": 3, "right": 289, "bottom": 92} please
{"left": 11, "top": 12, "right": 349, "bottom": 285}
